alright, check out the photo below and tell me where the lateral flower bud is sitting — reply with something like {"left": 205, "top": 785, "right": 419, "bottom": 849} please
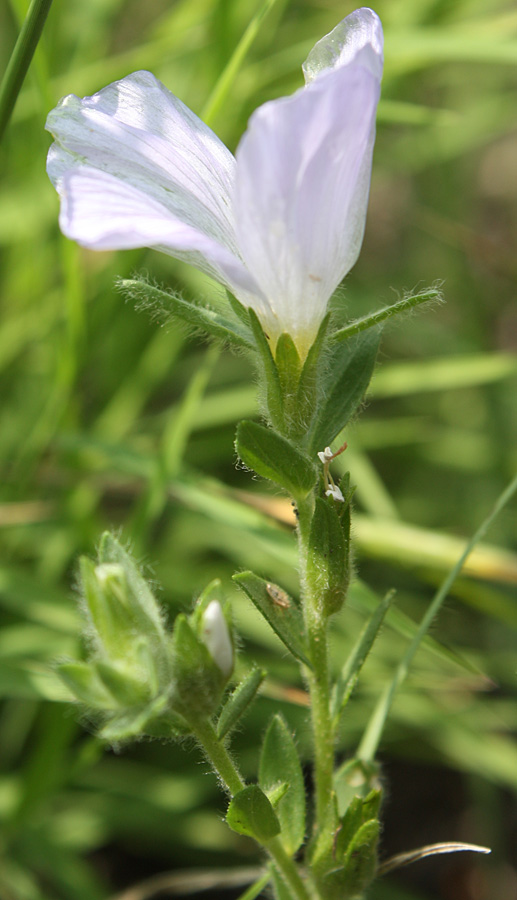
{"left": 170, "top": 580, "right": 234, "bottom": 718}
{"left": 57, "top": 534, "right": 181, "bottom": 742}
{"left": 201, "top": 600, "right": 234, "bottom": 677}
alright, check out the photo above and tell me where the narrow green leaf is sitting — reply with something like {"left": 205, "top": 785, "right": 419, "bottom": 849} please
{"left": 236, "top": 420, "right": 317, "bottom": 499}
{"left": 118, "top": 278, "right": 254, "bottom": 349}
{"left": 259, "top": 714, "right": 306, "bottom": 855}
{"left": 331, "top": 288, "right": 443, "bottom": 342}
{"left": 306, "top": 497, "right": 348, "bottom": 618}
{"left": 217, "top": 666, "right": 266, "bottom": 739}
{"left": 331, "top": 590, "right": 396, "bottom": 721}
{"left": 308, "top": 329, "right": 381, "bottom": 455}
{"left": 233, "top": 572, "right": 311, "bottom": 668}
{"left": 226, "top": 785, "right": 281, "bottom": 842}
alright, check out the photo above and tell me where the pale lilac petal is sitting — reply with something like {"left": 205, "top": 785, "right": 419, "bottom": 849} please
{"left": 54, "top": 164, "right": 260, "bottom": 296}
{"left": 234, "top": 61, "right": 381, "bottom": 351}
{"left": 303, "top": 8, "right": 383, "bottom": 83}
{"left": 46, "top": 70, "right": 267, "bottom": 299}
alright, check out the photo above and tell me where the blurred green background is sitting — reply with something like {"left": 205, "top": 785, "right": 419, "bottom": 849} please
{"left": 1, "top": 0, "right": 517, "bottom": 898}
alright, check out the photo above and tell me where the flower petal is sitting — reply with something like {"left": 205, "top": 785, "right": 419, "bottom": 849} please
{"left": 234, "top": 54, "right": 382, "bottom": 351}
{"left": 50, "top": 162, "right": 259, "bottom": 295}
{"left": 303, "top": 7, "right": 383, "bottom": 83}
{"left": 46, "top": 71, "right": 263, "bottom": 296}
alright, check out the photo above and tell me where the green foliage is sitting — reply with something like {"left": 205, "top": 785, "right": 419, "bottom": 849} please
{"left": 1, "top": 0, "right": 517, "bottom": 896}
{"left": 306, "top": 496, "right": 350, "bottom": 618}
{"left": 307, "top": 328, "right": 382, "bottom": 455}
{"left": 259, "top": 714, "right": 306, "bottom": 854}
{"left": 233, "top": 571, "right": 311, "bottom": 667}
{"left": 235, "top": 420, "right": 317, "bottom": 498}
{"left": 217, "top": 665, "right": 266, "bottom": 739}
{"left": 226, "top": 784, "right": 281, "bottom": 842}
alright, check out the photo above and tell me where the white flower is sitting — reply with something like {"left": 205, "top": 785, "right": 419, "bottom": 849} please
{"left": 201, "top": 600, "right": 233, "bottom": 677}
{"left": 46, "top": 8, "right": 383, "bottom": 356}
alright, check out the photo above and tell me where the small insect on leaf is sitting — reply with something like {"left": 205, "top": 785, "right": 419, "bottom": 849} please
{"left": 266, "top": 583, "right": 291, "bottom": 609}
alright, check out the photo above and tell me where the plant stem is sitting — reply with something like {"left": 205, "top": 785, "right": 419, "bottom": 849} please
{"left": 297, "top": 497, "right": 335, "bottom": 829}
{"left": 189, "top": 716, "right": 245, "bottom": 796}
{"left": 189, "top": 716, "right": 313, "bottom": 900}
{"left": 0, "top": 0, "right": 54, "bottom": 142}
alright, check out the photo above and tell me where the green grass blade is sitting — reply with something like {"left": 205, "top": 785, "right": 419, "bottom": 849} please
{"left": 357, "top": 472, "right": 517, "bottom": 763}
{"left": 0, "top": 0, "right": 54, "bottom": 141}
{"left": 202, "top": 0, "right": 281, "bottom": 126}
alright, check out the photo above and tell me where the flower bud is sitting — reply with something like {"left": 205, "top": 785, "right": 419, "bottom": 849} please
{"left": 200, "top": 600, "right": 233, "bottom": 677}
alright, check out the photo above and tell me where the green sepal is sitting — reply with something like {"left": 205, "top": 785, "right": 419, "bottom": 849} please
{"left": 295, "top": 313, "right": 331, "bottom": 431}
{"left": 330, "top": 818, "right": 379, "bottom": 899}
{"left": 233, "top": 572, "right": 311, "bottom": 668}
{"left": 216, "top": 666, "right": 266, "bottom": 740}
{"left": 333, "top": 759, "right": 382, "bottom": 819}
{"left": 306, "top": 497, "right": 349, "bottom": 618}
{"left": 275, "top": 333, "right": 303, "bottom": 434}
{"left": 57, "top": 661, "right": 116, "bottom": 710}
{"left": 98, "top": 533, "right": 166, "bottom": 642}
{"left": 94, "top": 661, "right": 151, "bottom": 707}
{"left": 190, "top": 578, "right": 224, "bottom": 628}
{"left": 333, "top": 790, "right": 382, "bottom": 860}
{"left": 259, "top": 714, "right": 306, "bottom": 854}
{"left": 97, "top": 693, "right": 170, "bottom": 743}
{"left": 118, "top": 278, "right": 254, "bottom": 349}
{"left": 226, "top": 785, "right": 281, "bottom": 842}
{"left": 79, "top": 557, "right": 134, "bottom": 661}
{"left": 313, "top": 785, "right": 381, "bottom": 900}
{"left": 170, "top": 614, "right": 225, "bottom": 717}
{"left": 235, "top": 420, "right": 317, "bottom": 500}
{"left": 307, "top": 328, "right": 381, "bottom": 455}
{"left": 247, "top": 308, "right": 284, "bottom": 430}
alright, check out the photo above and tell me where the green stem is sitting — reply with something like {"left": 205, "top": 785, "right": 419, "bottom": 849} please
{"left": 189, "top": 716, "right": 245, "bottom": 796}
{"left": 189, "top": 716, "right": 312, "bottom": 900}
{"left": 297, "top": 497, "right": 335, "bottom": 829}
{"left": 0, "top": 0, "right": 54, "bottom": 142}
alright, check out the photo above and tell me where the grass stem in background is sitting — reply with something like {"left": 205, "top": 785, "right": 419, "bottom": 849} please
{"left": 357, "top": 472, "right": 517, "bottom": 763}
{"left": 0, "top": 0, "right": 54, "bottom": 142}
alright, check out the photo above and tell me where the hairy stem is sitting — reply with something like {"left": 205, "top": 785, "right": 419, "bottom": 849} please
{"left": 189, "top": 716, "right": 313, "bottom": 900}
{"left": 297, "top": 497, "right": 336, "bottom": 830}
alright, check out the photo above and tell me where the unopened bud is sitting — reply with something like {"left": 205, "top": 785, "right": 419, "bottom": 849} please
{"left": 201, "top": 600, "right": 233, "bottom": 677}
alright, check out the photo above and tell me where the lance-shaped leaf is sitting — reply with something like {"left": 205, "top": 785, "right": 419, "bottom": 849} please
{"left": 119, "top": 278, "right": 255, "bottom": 348}
{"left": 331, "top": 590, "right": 395, "bottom": 722}
{"left": 259, "top": 714, "right": 306, "bottom": 854}
{"left": 226, "top": 785, "right": 281, "bottom": 842}
{"left": 307, "top": 328, "right": 381, "bottom": 454}
{"left": 217, "top": 666, "right": 266, "bottom": 740}
{"left": 233, "top": 572, "right": 311, "bottom": 668}
{"left": 236, "top": 421, "right": 317, "bottom": 499}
